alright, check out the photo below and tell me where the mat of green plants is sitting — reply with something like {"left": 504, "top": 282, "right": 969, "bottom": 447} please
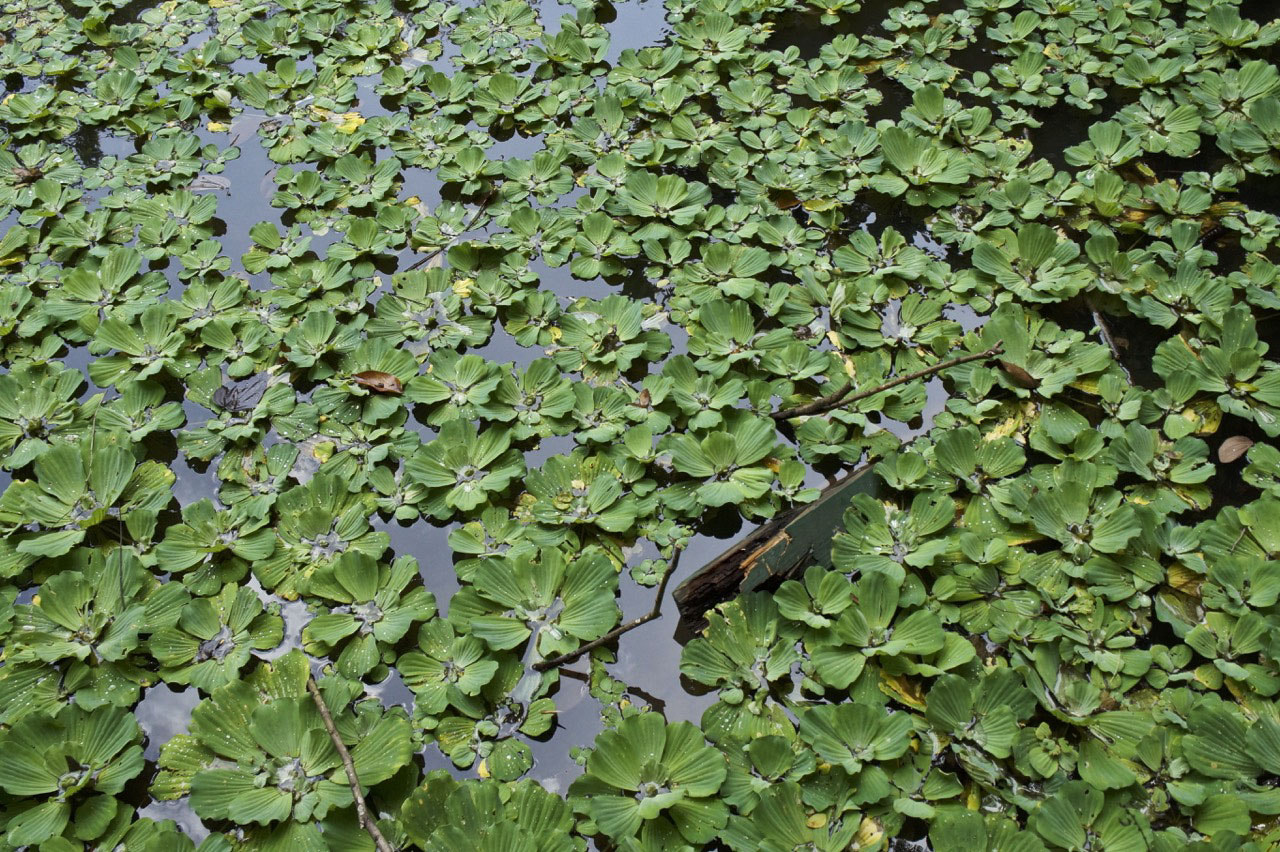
{"left": 3, "top": 0, "right": 1280, "bottom": 848}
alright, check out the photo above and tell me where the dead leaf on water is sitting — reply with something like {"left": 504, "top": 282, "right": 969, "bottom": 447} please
{"left": 1218, "top": 435, "right": 1254, "bottom": 463}
{"left": 351, "top": 371, "right": 403, "bottom": 394}
{"left": 998, "top": 360, "right": 1039, "bottom": 389}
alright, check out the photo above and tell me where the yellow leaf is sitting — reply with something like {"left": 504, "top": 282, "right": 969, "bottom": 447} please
{"left": 453, "top": 278, "right": 474, "bottom": 298}
{"left": 309, "top": 106, "right": 365, "bottom": 134}
{"left": 1194, "top": 664, "right": 1223, "bottom": 690}
{"left": 1187, "top": 400, "right": 1222, "bottom": 435}
{"left": 984, "top": 402, "right": 1034, "bottom": 441}
{"left": 207, "top": 121, "right": 229, "bottom": 133}
{"left": 31, "top": 594, "right": 40, "bottom": 606}
{"left": 1068, "top": 376, "right": 1100, "bottom": 395}
{"left": 879, "top": 672, "right": 927, "bottom": 711}
{"left": 1168, "top": 563, "right": 1202, "bottom": 596}
{"left": 476, "top": 759, "right": 490, "bottom": 778}
{"left": 802, "top": 198, "right": 839, "bottom": 211}
{"left": 335, "top": 112, "right": 365, "bottom": 134}
{"left": 966, "top": 785, "right": 981, "bottom": 810}
{"left": 312, "top": 441, "right": 335, "bottom": 463}
{"left": 1173, "top": 486, "right": 1210, "bottom": 512}
{"left": 549, "top": 327, "right": 563, "bottom": 342}
{"left": 806, "top": 814, "right": 828, "bottom": 829}
{"left": 984, "top": 418, "right": 1022, "bottom": 440}
{"left": 856, "top": 817, "right": 884, "bottom": 848}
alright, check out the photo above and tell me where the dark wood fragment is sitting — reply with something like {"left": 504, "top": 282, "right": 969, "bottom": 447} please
{"left": 673, "top": 466, "right": 877, "bottom": 629}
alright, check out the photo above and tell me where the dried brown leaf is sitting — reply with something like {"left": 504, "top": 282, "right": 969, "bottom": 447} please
{"left": 998, "top": 360, "right": 1039, "bottom": 389}
{"left": 1218, "top": 435, "right": 1254, "bottom": 463}
{"left": 351, "top": 371, "right": 403, "bottom": 394}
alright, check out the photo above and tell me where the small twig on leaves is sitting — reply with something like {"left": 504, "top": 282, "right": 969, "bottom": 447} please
{"left": 533, "top": 547, "right": 684, "bottom": 672}
{"left": 404, "top": 190, "right": 496, "bottom": 272}
{"left": 306, "top": 676, "right": 396, "bottom": 852}
{"left": 771, "top": 342, "right": 1005, "bottom": 421}
{"left": 1085, "top": 297, "right": 1132, "bottom": 382}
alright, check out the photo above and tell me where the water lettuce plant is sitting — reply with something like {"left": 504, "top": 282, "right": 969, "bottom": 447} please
{"left": 2, "top": 0, "right": 1280, "bottom": 846}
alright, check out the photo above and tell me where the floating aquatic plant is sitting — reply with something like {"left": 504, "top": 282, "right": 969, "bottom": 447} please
{"left": 3, "top": 0, "right": 1280, "bottom": 846}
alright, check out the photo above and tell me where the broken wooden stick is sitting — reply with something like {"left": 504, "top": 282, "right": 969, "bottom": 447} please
{"left": 533, "top": 547, "right": 684, "bottom": 672}
{"left": 306, "top": 676, "right": 396, "bottom": 852}
{"left": 673, "top": 466, "right": 876, "bottom": 628}
{"left": 772, "top": 342, "right": 1005, "bottom": 420}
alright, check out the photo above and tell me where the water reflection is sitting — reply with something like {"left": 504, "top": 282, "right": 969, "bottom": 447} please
{"left": 135, "top": 683, "right": 201, "bottom": 761}
{"left": 137, "top": 798, "right": 209, "bottom": 844}
{"left": 528, "top": 672, "right": 600, "bottom": 794}
{"left": 377, "top": 516, "right": 461, "bottom": 612}
{"left": 605, "top": 532, "right": 734, "bottom": 726}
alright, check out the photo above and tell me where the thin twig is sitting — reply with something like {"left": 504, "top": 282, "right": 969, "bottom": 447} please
{"left": 404, "top": 190, "right": 496, "bottom": 272}
{"left": 1228, "top": 526, "right": 1250, "bottom": 555}
{"left": 771, "top": 342, "right": 1005, "bottom": 421}
{"left": 1085, "top": 297, "right": 1131, "bottom": 382}
{"left": 306, "top": 676, "right": 396, "bottom": 852}
{"left": 533, "top": 547, "right": 684, "bottom": 672}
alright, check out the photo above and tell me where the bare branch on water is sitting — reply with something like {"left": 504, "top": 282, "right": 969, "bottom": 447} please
{"left": 771, "top": 342, "right": 1006, "bottom": 420}
{"left": 306, "top": 676, "right": 396, "bottom": 852}
{"left": 533, "top": 547, "right": 684, "bottom": 672}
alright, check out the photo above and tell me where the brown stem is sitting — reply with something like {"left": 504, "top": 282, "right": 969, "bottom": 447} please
{"left": 306, "top": 676, "right": 396, "bottom": 852}
{"left": 533, "top": 547, "right": 684, "bottom": 672}
{"left": 771, "top": 342, "right": 1005, "bottom": 420}
{"left": 404, "top": 190, "right": 495, "bottom": 272}
{"left": 1085, "top": 297, "right": 1131, "bottom": 382}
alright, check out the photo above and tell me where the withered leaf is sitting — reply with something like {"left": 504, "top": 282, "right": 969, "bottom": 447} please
{"left": 631, "top": 388, "right": 652, "bottom": 408}
{"left": 1218, "top": 435, "right": 1254, "bottom": 463}
{"left": 352, "top": 371, "right": 403, "bottom": 394}
{"left": 212, "top": 373, "right": 269, "bottom": 412}
{"left": 998, "top": 360, "right": 1040, "bottom": 389}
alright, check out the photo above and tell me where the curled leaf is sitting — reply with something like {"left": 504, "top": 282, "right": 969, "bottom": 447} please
{"left": 352, "top": 371, "right": 404, "bottom": 394}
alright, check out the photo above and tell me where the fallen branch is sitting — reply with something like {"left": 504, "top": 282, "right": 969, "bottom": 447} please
{"left": 306, "top": 676, "right": 396, "bottom": 852}
{"left": 771, "top": 342, "right": 1005, "bottom": 420}
{"left": 404, "top": 190, "right": 496, "bottom": 272}
{"left": 533, "top": 547, "right": 684, "bottom": 672}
